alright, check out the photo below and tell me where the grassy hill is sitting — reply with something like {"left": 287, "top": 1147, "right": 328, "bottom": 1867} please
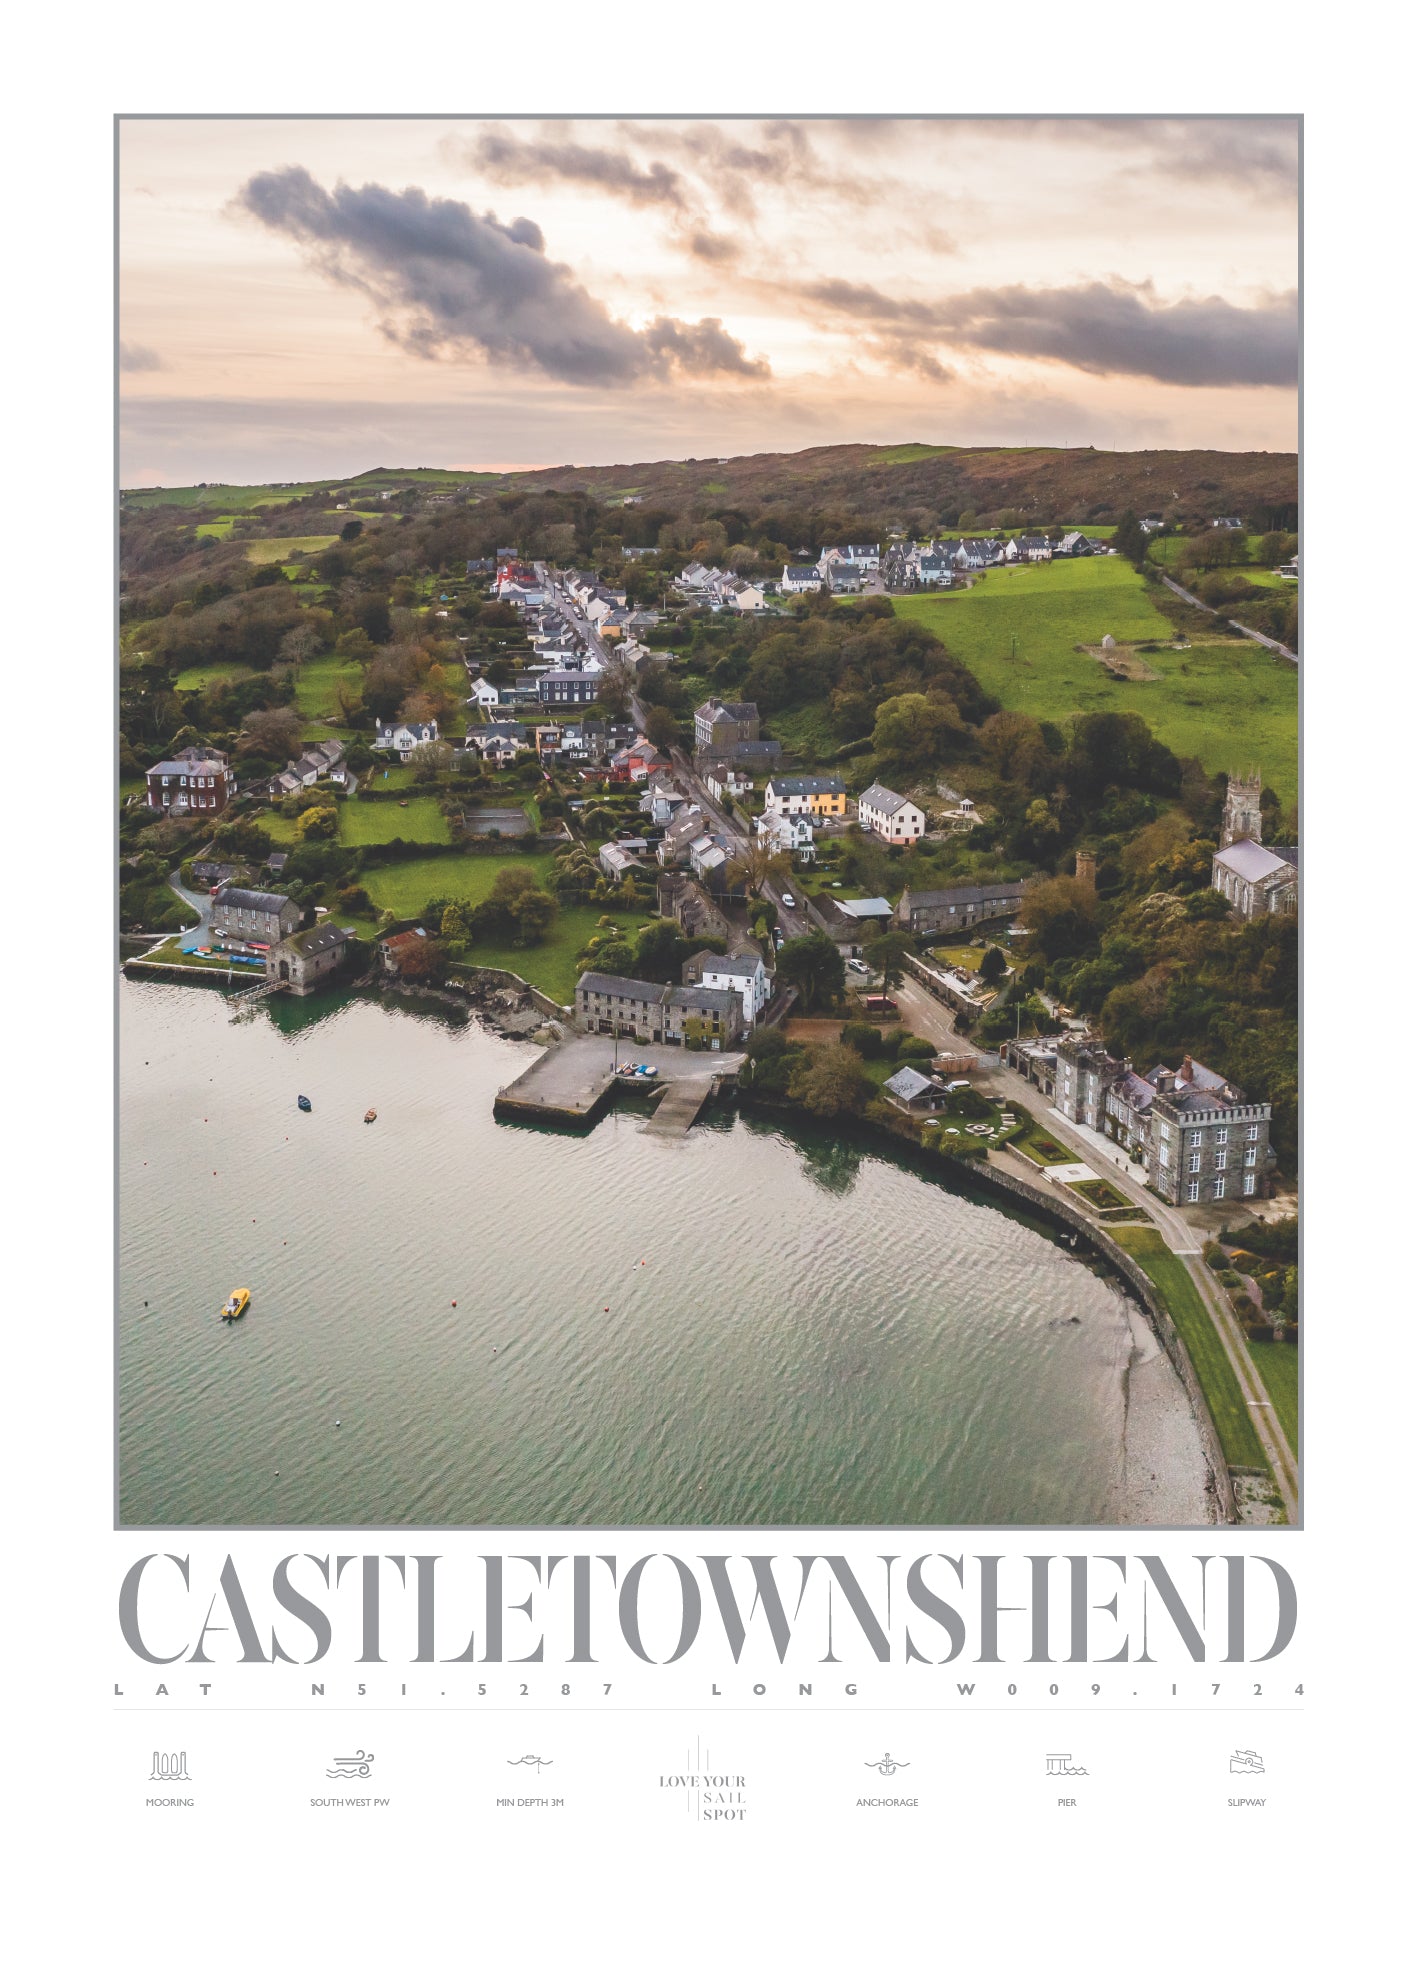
{"left": 893, "top": 559, "right": 1297, "bottom": 807}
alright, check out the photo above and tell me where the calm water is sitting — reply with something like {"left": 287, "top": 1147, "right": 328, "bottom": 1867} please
{"left": 118, "top": 980, "right": 1210, "bottom": 1527}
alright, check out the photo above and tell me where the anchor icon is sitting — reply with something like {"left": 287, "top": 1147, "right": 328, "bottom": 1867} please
{"left": 865, "top": 1752, "right": 910, "bottom": 1777}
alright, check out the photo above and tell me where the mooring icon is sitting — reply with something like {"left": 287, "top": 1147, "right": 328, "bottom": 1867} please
{"left": 150, "top": 1751, "right": 190, "bottom": 1782}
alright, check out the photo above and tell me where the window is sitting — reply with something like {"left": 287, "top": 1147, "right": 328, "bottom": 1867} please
{"left": 1216, "top": 1151, "right": 1228, "bottom": 1170}
{"left": 1213, "top": 1181, "right": 1226, "bottom": 1199}
{"left": 1243, "top": 1172, "right": 1256, "bottom": 1194}
{"left": 1189, "top": 1153, "right": 1201, "bottom": 1173}
{"left": 1187, "top": 1182, "right": 1200, "bottom": 1203}
{"left": 1216, "top": 1127, "right": 1228, "bottom": 1145}
{"left": 1247, "top": 1123, "right": 1260, "bottom": 1143}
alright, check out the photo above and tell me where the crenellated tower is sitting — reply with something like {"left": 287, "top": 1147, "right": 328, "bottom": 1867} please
{"left": 1221, "top": 771, "right": 1264, "bottom": 849}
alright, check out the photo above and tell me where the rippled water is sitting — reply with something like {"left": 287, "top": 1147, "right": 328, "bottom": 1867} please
{"left": 118, "top": 980, "right": 1209, "bottom": 1527}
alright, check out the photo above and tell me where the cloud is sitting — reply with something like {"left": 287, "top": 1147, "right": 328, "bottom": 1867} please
{"left": 233, "top": 167, "right": 768, "bottom": 387}
{"left": 928, "top": 280, "right": 1298, "bottom": 387}
{"left": 120, "top": 341, "right": 164, "bottom": 372}
{"left": 1062, "top": 116, "right": 1300, "bottom": 194}
{"left": 762, "top": 271, "right": 1296, "bottom": 388}
{"left": 469, "top": 129, "right": 687, "bottom": 210}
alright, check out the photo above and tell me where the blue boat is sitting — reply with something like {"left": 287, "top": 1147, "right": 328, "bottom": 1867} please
{"left": 297, "top": 1095, "right": 312, "bottom": 1112}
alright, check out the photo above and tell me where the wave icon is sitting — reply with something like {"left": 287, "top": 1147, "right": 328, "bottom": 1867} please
{"left": 326, "top": 1749, "right": 374, "bottom": 1780}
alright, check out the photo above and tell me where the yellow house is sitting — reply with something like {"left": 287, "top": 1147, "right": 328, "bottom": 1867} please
{"left": 764, "top": 775, "right": 849, "bottom": 820}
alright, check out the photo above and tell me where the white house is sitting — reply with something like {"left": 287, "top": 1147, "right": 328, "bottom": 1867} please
{"left": 780, "top": 564, "right": 823, "bottom": 594}
{"left": 754, "top": 810, "right": 814, "bottom": 858}
{"left": 373, "top": 718, "right": 439, "bottom": 761}
{"left": 599, "top": 842, "right": 645, "bottom": 884}
{"left": 727, "top": 579, "right": 767, "bottom": 612}
{"left": 858, "top": 782, "right": 926, "bottom": 844}
{"left": 818, "top": 543, "right": 880, "bottom": 573}
{"left": 640, "top": 777, "right": 692, "bottom": 827}
{"left": 466, "top": 677, "right": 501, "bottom": 710}
{"left": 763, "top": 774, "right": 849, "bottom": 819}
{"left": 686, "top": 950, "right": 772, "bottom": 1029}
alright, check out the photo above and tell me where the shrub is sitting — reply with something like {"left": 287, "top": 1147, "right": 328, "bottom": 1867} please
{"left": 1202, "top": 1240, "right": 1228, "bottom": 1269}
{"left": 900, "top": 1035, "right": 936, "bottom": 1060}
{"left": 840, "top": 1023, "right": 883, "bottom": 1055}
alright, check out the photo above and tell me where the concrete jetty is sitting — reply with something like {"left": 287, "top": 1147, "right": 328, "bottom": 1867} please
{"left": 494, "top": 1030, "right": 743, "bottom": 1129}
{"left": 642, "top": 1075, "right": 717, "bottom": 1137}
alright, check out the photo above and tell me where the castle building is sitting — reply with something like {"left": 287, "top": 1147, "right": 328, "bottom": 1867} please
{"left": 1211, "top": 772, "right": 1298, "bottom": 920}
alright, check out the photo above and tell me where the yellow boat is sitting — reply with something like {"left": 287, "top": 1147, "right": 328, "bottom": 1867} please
{"left": 221, "top": 1288, "right": 251, "bottom": 1323}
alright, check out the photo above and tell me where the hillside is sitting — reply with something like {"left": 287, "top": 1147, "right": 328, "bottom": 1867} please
{"left": 123, "top": 441, "right": 1297, "bottom": 532}
{"left": 499, "top": 442, "right": 1298, "bottom": 529}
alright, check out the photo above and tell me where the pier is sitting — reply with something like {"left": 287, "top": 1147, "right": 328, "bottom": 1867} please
{"left": 494, "top": 1031, "right": 743, "bottom": 1130}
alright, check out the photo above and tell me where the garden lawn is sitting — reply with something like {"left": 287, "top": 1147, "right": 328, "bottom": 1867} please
{"left": 449, "top": 902, "right": 611, "bottom": 1008}
{"left": 1247, "top": 1335, "right": 1299, "bottom": 1454}
{"left": 893, "top": 559, "right": 1297, "bottom": 807}
{"left": 1013, "top": 1118, "right": 1078, "bottom": 1167}
{"left": 1110, "top": 1225, "right": 1268, "bottom": 1471}
{"left": 360, "top": 847, "right": 562, "bottom": 922}
{"left": 339, "top": 796, "right": 451, "bottom": 846}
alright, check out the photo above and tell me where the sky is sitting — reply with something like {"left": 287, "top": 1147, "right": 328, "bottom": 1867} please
{"left": 118, "top": 116, "right": 1299, "bottom": 487}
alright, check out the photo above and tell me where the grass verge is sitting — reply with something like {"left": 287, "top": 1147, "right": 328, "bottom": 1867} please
{"left": 1110, "top": 1224, "right": 1267, "bottom": 1470}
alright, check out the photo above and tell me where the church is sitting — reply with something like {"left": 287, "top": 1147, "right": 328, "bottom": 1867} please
{"left": 1210, "top": 773, "right": 1298, "bottom": 920}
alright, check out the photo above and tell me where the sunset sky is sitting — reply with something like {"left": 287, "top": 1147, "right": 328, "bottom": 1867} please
{"left": 118, "top": 116, "right": 1299, "bottom": 486}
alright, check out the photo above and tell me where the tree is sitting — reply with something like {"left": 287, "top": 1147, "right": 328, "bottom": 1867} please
{"left": 979, "top": 945, "right": 1008, "bottom": 986}
{"left": 237, "top": 704, "right": 304, "bottom": 764}
{"left": 396, "top": 935, "right": 444, "bottom": 982}
{"left": 787, "top": 1042, "right": 870, "bottom": 1118}
{"left": 870, "top": 691, "right": 965, "bottom": 772}
{"left": 295, "top": 805, "right": 338, "bottom": 842}
{"left": 440, "top": 904, "right": 470, "bottom": 945}
{"left": 278, "top": 622, "right": 322, "bottom": 679}
{"left": 726, "top": 842, "right": 792, "bottom": 898}
{"left": 776, "top": 930, "right": 845, "bottom": 1012}
{"left": 643, "top": 705, "right": 681, "bottom": 753}
{"left": 514, "top": 888, "right": 558, "bottom": 945}
{"left": 863, "top": 929, "right": 910, "bottom": 990}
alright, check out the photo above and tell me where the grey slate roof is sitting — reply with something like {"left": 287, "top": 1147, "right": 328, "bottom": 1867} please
{"left": 1215, "top": 838, "right": 1295, "bottom": 884}
{"left": 576, "top": 971, "right": 670, "bottom": 1002}
{"left": 767, "top": 775, "right": 846, "bottom": 796}
{"left": 279, "top": 923, "right": 352, "bottom": 959}
{"left": 213, "top": 885, "right": 292, "bottom": 914}
{"left": 859, "top": 783, "right": 909, "bottom": 814}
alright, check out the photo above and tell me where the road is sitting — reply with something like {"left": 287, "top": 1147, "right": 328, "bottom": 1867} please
{"left": 889, "top": 969, "right": 1298, "bottom": 1517}
{"left": 1158, "top": 573, "right": 1298, "bottom": 664}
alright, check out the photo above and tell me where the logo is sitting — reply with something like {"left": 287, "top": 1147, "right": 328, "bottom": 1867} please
{"left": 1229, "top": 1749, "right": 1266, "bottom": 1775}
{"left": 327, "top": 1749, "right": 374, "bottom": 1780}
{"left": 508, "top": 1755, "right": 554, "bottom": 1773}
{"left": 658, "top": 1737, "right": 748, "bottom": 1823}
{"left": 865, "top": 1753, "right": 910, "bottom": 1777}
{"left": 150, "top": 1750, "right": 190, "bottom": 1782}
{"left": 1045, "top": 1753, "right": 1089, "bottom": 1777}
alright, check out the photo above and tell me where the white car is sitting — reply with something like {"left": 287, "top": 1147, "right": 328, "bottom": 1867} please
{"left": 848, "top": 959, "right": 869, "bottom": 975}
{"left": 780, "top": 893, "right": 796, "bottom": 909}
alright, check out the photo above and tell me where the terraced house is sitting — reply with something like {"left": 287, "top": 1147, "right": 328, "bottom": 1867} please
{"left": 763, "top": 774, "right": 848, "bottom": 819}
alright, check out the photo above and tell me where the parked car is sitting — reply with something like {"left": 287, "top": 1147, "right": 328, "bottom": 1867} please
{"left": 780, "top": 893, "right": 796, "bottom": 909}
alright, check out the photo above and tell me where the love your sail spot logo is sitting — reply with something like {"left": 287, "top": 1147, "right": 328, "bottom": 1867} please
{"left": 659, "top": 1737, "right": 747, "bottom": 1823}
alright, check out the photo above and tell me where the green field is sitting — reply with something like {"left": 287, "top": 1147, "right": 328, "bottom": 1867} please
{"left": 194, "top": 517, "right": 237, "bottom": 540}
{"left": 1111, "top": 1225, "right": 1268, "bottom": 1471}
{"left": 293, "top": 652, "right": 363, "bottom": 723}
{"left": 1247, "top": 1335, "right": 1299, "bottom": 1453}
{"left": 244, "top": 534, "right": 340, "bottom": 563}
{"left": 173, "top": 663, "right": 252, "bottom": 693}
{"left": 893, "top": 560, "right": 1297, "bottom": 807}
{"left": 1147, "top": 533, "right": 1268, "bottom": 569}
{"left": 340, "top": 796, "right": 451, "bottom": 846}
{"left": 868, "top": 444, "right": 955, "bottom": 465}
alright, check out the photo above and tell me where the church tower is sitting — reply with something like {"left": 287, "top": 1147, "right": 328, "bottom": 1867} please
{"left": 1221, "top": 772, "right": 1264, "bottom": 849}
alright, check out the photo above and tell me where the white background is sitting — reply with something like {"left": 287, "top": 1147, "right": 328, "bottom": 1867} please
{"left": 5, "top": 5, "right": 1407, "bottom": 1972}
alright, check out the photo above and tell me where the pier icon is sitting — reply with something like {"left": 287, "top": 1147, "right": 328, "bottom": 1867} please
{"left": 1045, "top": 1753, "right": 1089, "bottom": 1777}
